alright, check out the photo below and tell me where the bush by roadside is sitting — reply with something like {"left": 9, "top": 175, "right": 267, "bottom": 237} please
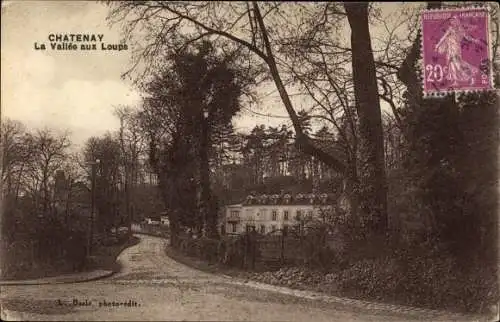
{"left": 1, "top": 231, "right": 140, "bottom": 281}
{"left": 84, "top": 235, "right": 141, "bottom": 273}
{"left": 164, "top": 242, "right": 245, "bottom": 277}
{"left": 248, "top": 253, "right": 497, "bottom": 315}
{"left": 167, "top": 231, "right": 497, "bottom": 316}
{"left": 0, "top": 225, "right": 87, "bottom": 281}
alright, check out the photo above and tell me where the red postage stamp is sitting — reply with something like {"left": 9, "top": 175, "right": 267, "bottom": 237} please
{"left": 421, "top": 7, "right": 494, "bottom": 96}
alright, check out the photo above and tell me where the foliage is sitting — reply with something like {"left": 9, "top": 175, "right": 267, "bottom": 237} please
{"left": 336, "top": 244, "right": 498, "bottom": 313}
{"left": 137, "top": 40, "right": 253, "bottom": 239}
{"left": 1, "top": 216, "right": 87, "bottom": 280}
{"left": 399, "top": 90, "right": 498, "bottom": 270}
{"left": 1, "top": 120, "right": 78, "bottom": 246}
{"left": 83, "top": 134, "right": 123, "bottom": 232}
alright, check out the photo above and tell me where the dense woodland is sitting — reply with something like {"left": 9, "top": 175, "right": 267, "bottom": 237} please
{"left": 1, "top": 1, "right": 498, "bottom": 314}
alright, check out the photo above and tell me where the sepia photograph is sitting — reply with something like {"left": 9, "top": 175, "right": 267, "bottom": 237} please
{"left": 1, "top": 1, "right": 499, "bottom": 321}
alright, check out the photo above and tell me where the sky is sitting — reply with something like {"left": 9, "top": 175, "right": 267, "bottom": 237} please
{"left": 2, "top": 1, "right": 141, "bottom": 149}
{"left": 1, "top": 1, "right": 406, "bottom": 149}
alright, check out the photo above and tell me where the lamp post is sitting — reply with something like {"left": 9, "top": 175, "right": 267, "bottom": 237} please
{"left": 200, "top": 109, "right": 210, "bottom": 237}
{"left": 87, "top": 159, "right": 100, "bottom": 255}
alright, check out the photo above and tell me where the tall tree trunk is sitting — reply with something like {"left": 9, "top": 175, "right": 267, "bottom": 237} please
{"left": 199, "top": 113, "right": 217, "bottom": 238}
{"left": 345, "top": 157, "right": 360, "bottom": 226}
{"left": 14, "top": 163, "right": 25, "bottom": 202}
{"left": 65, "top": 176, "right": 72, "bottom": 227}
{"left": 43, "top": 172, "right": 49, "bottom": 215}
{"left": 345, "top": 3, "right": 388, "bottom": 235}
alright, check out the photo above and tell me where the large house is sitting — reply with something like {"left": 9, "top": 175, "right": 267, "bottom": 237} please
{"left": 221, "top": 193, "right": 342, "bottom": 235}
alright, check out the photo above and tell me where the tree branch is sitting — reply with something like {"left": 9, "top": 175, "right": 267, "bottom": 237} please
{"left": 252, "top": 1, "right": 347, "bottom": 174}
{"left": 162, "top": 4, "right": 269, "bottom": 62}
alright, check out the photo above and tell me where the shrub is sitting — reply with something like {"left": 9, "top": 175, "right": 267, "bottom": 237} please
{"left": 197, "top": 237, "right": 219, "bottom": 263}
{"left": 335, "top": 243, "right": 497, "bottom": 314}
{"left": 336, "top": 256, "right": 400, "bottom": 301}
{"left": 1, "top": 225, "right": 88, "bottom": 279}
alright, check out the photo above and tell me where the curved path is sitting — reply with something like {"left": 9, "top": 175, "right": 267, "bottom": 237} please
{"left": 0, "top": 234, "right": 475, "bottom": 321}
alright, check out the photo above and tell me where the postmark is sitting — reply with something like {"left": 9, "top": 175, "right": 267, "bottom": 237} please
{"left": 421, "top": 6, "right": 494, "bottom": 97}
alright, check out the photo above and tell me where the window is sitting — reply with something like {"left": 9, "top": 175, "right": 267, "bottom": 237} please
{"left": 246, "top": 224, "right": 255, "bottom": 232}
{"left": 307, "top": 210, "right": 314, "bottom": 219}
{"left": 283, "top": 224, "right": 289, "bottom": 235}
{"left": 272, "top": 210, "right": 277, "bottom": 221}
{"left": 271, "top": 225, "right": 277, "bottom": 232}
{"left": 231, "top": 223, "right": 237, "bottom": 233}
{"left": 284, "top": 211, "right": 289, "bottom": 221}
{"left": 260, "top": 225, "right": 266, "bottom": 234}
{"left": 296, "top": 210, "right": 302, "bottom": 219}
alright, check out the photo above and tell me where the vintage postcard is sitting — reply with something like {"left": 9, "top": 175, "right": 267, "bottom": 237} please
{"left": 1, "top": 1, "right": 498, "bottom": 321}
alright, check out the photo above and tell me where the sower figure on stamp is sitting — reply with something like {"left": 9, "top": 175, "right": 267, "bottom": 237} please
{"left": 434, "top": 16, "right": 484, "bottom": 86}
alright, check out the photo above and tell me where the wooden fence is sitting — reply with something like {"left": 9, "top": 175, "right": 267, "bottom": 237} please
{"left": 132, "top": 223, "right": 169, "bottom": 237}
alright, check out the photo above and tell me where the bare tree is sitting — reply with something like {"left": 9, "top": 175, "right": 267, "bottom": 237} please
{"left": 27, "top": 129, "right": 71, "bottom": 216}
{"left": 344, "top": 3, "right": 388, "bottom": 233}
{"left": 1, "top": 119, "right": 30, "bottom": 199}
{"left": 114, "top": 105, "right": 145, "bottom": 230}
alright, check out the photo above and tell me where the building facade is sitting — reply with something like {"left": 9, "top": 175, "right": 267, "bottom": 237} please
{"left": 222, "top": 193, "right": 338, "bottom": 235}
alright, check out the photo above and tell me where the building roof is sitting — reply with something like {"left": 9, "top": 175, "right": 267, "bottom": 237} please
{"left": 241, "top": 193, "right": 337, "bottom": 206}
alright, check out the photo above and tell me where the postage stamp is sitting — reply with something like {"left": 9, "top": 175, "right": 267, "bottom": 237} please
{"left": 421, "top": 7, "right": 494, "bottom": 96}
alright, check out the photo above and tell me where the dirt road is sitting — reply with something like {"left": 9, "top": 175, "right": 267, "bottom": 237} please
{"left": 0, "top": 234, "right": 474, "bottom": 321}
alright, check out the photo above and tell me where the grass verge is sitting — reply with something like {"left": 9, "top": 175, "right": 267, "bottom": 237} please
{"left": 0, "top": 236, "right": 141, "bottom": 281}
{"left": 164, "top": 244, "right": 249, "bottom": 278}
{"left": 84, "top": 235, "right": 141, "bottom": 273}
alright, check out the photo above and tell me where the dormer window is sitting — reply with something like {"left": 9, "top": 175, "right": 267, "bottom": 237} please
{"left": 283, "top": 194, "right": 291, "bottom": 204}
